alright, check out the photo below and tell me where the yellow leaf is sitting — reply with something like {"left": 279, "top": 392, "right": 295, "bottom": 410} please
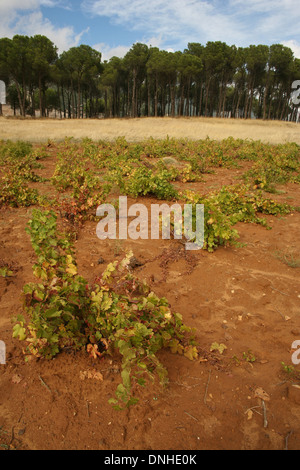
{"left": 210, "top": 342, "right": 227, "bottom": 354}
{"left": 66, "top": 263, "right": 77, "bottom": 275}
{"left": 184, "top": 346, "right": 198, "bottom": 361}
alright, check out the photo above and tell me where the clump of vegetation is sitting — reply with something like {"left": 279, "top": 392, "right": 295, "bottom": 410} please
{"left": 7, "top": 136, "right": 299, "bottom": 408}
{"left": 274, "top": 250, "right": 300, "bottom": 268}
{"left": 182, "top": 183, "right": 294, "bottom": 252}
{"left": 124, "top": 166, "right": 179, "bottom": 200}
{"left": 242, "top": 142, "right": 300, "bottom": 191}
{"left": 0, "top": 266, "right": 14, "bottom": 278}
{"left": 0, "top": 140, "right": 33, "bottom": 161}
{"left": 0, "top": 140, "right": 46, "bottom": 208}
{"left": 0, "top": 170, "right": 39, "bottom": 207}
{"left": 13, "top": 210, "right": 198, "bottom": 409}
{"left": 281, "top": 362, "right": 300, "bottom": 381}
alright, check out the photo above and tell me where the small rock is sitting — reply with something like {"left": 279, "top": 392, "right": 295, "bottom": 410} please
{"left": 162, "top": 157, "right": 180, "bottom": 166}
{"left": 291, "top": 329, "right": 300, "bottom": 336}
{"left": 224, "top": 332, "right": 233, "bottom": 341}
{"left": 288, "top": 385, "right": 300, "bottom": 405}
{"left": 128, "top": 256, "right": 143, "bottom": 269}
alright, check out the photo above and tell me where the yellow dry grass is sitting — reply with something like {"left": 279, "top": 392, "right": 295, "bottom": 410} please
{"left": 0, "top": 116, "right": 299, "bottom": 144}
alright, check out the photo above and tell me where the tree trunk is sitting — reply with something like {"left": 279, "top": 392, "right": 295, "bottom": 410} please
{"left": 199, "top": 82, "right": 203, "bottom": 116}
{"left": 280, "top": 93, "right": 288, "bottom": 120}
{"left": 179, "top": 83, "right": 184, "bottom": 117}
{"left": 104, "top": 88, "right": 108, "bottom": 117}
{"left": 268, "top": 92, "right": 272, "bottom": 120}
{"left": 248, "top": 82, "right": 254, "bottom": 119}
{"left": 71, "top": 80, "right": 75, "bottom": 118}
{"left": 127, "top": 80, "right": 130, "bottom": 117}
{"left": 161, "top": 85, "right": 166, "bottom": 117}
{"left": 204, "top": 78, "right": 211, "bottom": 117}
{"left": 263, "top": 72, "right": 270, "bottom": 120}
{"left": 171, "top": 85, "right": 175, "bottom": 117}
{"left": 61, "top": 85, "right": 66, "bottom": 119}
{"left": 132, "top": 69, "right": 137, "bottom": 118}
{"left": 39, "top": 74, "right": 43, "bottom": 118}
{"left": 193, "top": 83, "right": 197, "bottom": 116}
{"left": 186, "top": 77, "right": 191, "bottom": 117}
{"left": 217, "top": 84, "right": 223, "bottom": 117}
{"left": 244, "top": 84, "right": 250, "bottom": 119}
{"left": 57, "top": 84, "right": 62, "bottom": 119}
{"left": 147, "top": 78, "right": 151, "bottom": 117}
{"left": 77, "top": 79, "right": 81, "bottom": 119}
{"left": 14, "top": 79, "right": 25, "bottom": 117}
{"left": 235, "top": 90, "right": 241, "bottom": 118}
{"left": 222, "top": 88, "right": 226, "bottom": 117}
{"left": 154, "top": 75, "right": 158, "bottom": 117}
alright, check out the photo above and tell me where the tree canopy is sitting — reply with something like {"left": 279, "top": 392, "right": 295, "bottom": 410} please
{"left": 0, "top": 34, "right": 299, "bottom": 120}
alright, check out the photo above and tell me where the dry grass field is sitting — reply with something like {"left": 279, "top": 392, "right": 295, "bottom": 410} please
{"left": 1, "top": 116, "right": 300, "bottom": 144}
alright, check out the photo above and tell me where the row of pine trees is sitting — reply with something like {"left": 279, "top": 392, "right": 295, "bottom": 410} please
{"left": 0, "top": 35, "right": 299, "bottom": 120}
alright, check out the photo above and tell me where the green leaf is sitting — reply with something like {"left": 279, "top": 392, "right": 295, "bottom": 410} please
{"left": 116, "top": 383, "right": 128, "bottom": 401}
{"left": 184, "top": 345, "right": 198, "bottom": 361}
{"left": 108, "top": 398, "right": 118, "bottom": 405}
{"left": 0, "top": 267, "right": 13, "bottom": 278}
{"left": 121, "top": 369, "right": 131, "bottom": 389}
{"left": 13, "top": 324, "right": 26, "bottom": 341}
{"left": 137, "top": 378, "right": 146, "bottom": 387}
{"left": 101, "top": 296, "right": 113, "bottom": 311}
{"left": 45, "top": 307, "right": 61, "bottom": 319}
{"left": 210, "top": 342, "right": 227, "bottom": 354}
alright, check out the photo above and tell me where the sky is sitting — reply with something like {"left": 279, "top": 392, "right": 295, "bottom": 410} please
{"left": 0, "top": 0, "right": 300, "bottom": 61}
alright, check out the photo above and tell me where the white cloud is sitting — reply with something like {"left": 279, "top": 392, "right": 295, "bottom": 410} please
{"left": 82, "top": 0, "right": 247, "bottom": 50}
{"left": 282, "top": 40, "right": 300, "bottom": 59}
{"left": 0, "top": 0, "right": 61, "bottom": 13}
{"left": 14, "top": 11, "right": 89, "bottom": 51}
{"left": 93, "top": 43, "right": 131, "bottom": 61}
{"left": 94, "top": 35, "right": 171, "bottom": 62}
{"left": 83, "top": 0, "right": 300, "bottom": 52}
{"left": 229, "top": 0, "right": 300, "bottom": 40}
{"left": 0, "top": 0, "right": 39, "bottom": 13}
{"left": 0, "top": 1, "right": 86, "bottom": 52}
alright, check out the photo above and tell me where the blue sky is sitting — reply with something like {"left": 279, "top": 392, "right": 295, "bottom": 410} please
{"left": 0, "top": 0, "right": 300, "bottom": 60}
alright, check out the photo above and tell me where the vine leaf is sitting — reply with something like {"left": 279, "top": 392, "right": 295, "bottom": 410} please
{"left": 210, "top": 342, "right": 227, "bottom": 354}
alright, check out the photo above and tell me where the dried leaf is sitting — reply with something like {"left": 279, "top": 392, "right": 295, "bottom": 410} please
{"left": 254, "top": 387, "right": 270, "bottom": 402}
{"left": 198, "top": 357, "right": 208, "bottom": 363}
{"left": 12, "top": 374, "right": 23, "bottom": 384}
{"left": 80, "top": 369, "right": 103, "bottom": 381}
{"left": 87, "top": 344, "right": 101, "bottom": 359}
